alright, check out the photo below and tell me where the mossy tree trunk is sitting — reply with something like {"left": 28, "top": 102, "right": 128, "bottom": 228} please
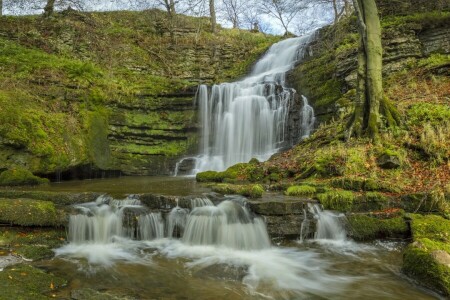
{"left": 347, "top": 0, "right": 399, "bottom": 141}
{"left": 43, "top": 0, "right": 55, "bottom": 17}
{"left": 0, "top": 0, "right": 3, "bottom": 17}
{"left": 210, "top": 0, "right": 217, "bottom": 33}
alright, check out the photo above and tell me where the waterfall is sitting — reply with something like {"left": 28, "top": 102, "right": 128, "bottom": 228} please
{"left": 67, "top": 195, "right": 268, "bottom": 251}
{"left": 182, "top": 200, "right": 270, "bottom": 250}
{"left": 307, "top": 203, "right": 347, "bottom": 241}
{"left": 68, "top": 195, "right": 164, "bottom": 244}
{"left": 175, "top": 33, "right": 316, "bottom": 175}
{"left": 300, "top": 95, "right": 315, "bottom": 140}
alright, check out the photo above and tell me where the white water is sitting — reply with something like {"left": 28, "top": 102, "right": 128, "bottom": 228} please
{"left": 54, "top": 195, "right": 436, "bottom": 299}
{"left": 301, "top": 203, "right": 348, "bottom": 242}
{"left": 175, "top": 34, "right": 316, "bottom": 175}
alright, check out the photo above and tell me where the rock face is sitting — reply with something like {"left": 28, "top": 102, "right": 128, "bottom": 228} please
{"left": 247, "top": 198, "right": 317, "bottom": 239}
{"left": 287, "top": 7, "right": 450, "bottom": 125}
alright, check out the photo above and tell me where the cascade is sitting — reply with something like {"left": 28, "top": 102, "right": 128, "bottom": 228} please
{"left": 175, "top": 33, "right": 316, "bottom": 175}
{"left": 182, "top": 198, "right": 270, "bottom": 250}
{"left": 306, "top": 203, "right": 347, "bottom": 241}
{"left": 68, "top": 195, "right": 164, "bottom": 243}
{"left": 67, "top": 195, "right": 269, "bottom": 250}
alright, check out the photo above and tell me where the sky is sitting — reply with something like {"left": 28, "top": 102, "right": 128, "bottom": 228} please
{"left": 2, "top": 0, "right": 335, "bottom": 35}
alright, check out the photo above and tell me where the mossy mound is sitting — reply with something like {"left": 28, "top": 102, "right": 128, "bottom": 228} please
{"left": 0, "top": 199, "right": 62, "bottom": 227}
{"left": 0, "top": 168, "right": 49, "bottom": 186}
{"left": 347, "top": 214, "right": 409, "bottom": 241}
{"left": 402, "top": 214, "right": 450, "bottom": 296}
{"left": 285, "top": 185, "right": 317, "bottom": 197}
{"left": 316, "top": 190, "right": 356, "bottom": 211}
{"left": 196, "top": 161, "right": 266, "bottom": 183}
{"left": 211, "top": 184, "right": 264, "bottom": 199}
{"left": 0, "top": 264, "right": 67, "bottom": 299}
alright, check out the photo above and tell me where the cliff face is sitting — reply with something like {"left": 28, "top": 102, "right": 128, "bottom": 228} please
{"left": 0, "top": 10, "right": 279, "bottom": 177}
{"left": 287, "top": 3, "right": 450, "bottom": 125}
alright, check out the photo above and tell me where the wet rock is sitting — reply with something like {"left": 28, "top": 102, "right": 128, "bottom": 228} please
{"left": 264, "top": 215, "right": 314, "bottom": 239}
{"left": 0, "top": 254, "right": 22, "bottom": 271}
{"left": 0, "top": 190, "right": 101, "bottom": 206}
{"left": 0, "top": 198, "right": 61, "bottom": 226}
{"left": 377, "top": 154, "right": 401, "bottom": 169}
{"left": 192, "top": 264, "right": 247, "bottom": 281}
{"left": 246, "top": 199, "right": 312, "bottom": 216}
{"left": 175, "top": 158, "right": 196, "bottom": 175}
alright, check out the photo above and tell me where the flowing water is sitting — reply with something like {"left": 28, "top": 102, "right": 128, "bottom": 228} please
{"left": 175, "top": 34, "right": 316, "bottom": 175}
{"left": 33, "top": 186, "right": 441, "bottom": 300}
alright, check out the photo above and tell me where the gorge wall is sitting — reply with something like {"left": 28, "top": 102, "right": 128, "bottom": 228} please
{"left": 0, "top": 10, "right": 279, "bottom": 177}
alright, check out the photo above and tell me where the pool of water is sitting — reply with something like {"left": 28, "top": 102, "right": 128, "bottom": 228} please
{"left": 36, "top": 239, "right": 439, "bottom": 299}
{"left": 13, "top": 176, "right": 209, "bottom": 197}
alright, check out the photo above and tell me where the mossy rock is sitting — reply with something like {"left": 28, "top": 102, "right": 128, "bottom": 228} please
{"left": 196, "top": 171, "right": 223, "bottom": 183}
{"left": 285, "top": 185, "right": 317, "bottom": 197}
{"left": 0, "top": 227, "right": 66, "bottom": 261}
{"left": 403, "top": 239, "right": 450, "bottom": 296}
{"left": 0, "top": 264, "right": 67, "bottom": 299}
{"left": 0, "top": 168, "right": 49, "bottom": 186}
{"left": 401, "top": 193, "right": 450, "bottom": 214}
{"left": 347, "top": 214, "right": 409, "bottom": 241}
{"left": 409, "top": 214, "right": 450, "bottom": 242}
{"left": 0, "top": 191, "right": 100, "bottom": 206}
{"left": 316, "top": 190, "right": 356, "bottom": 211}
{"left": 330, "top": 177, "right": 399, "bottom": 192}
{"left": 0, "top": 199, "right": 62, "bottom": 227}
{"left": 211, "top": 184, "right": 264, "bottom": 199}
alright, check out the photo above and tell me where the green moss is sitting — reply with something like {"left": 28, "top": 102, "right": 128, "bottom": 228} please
{"left": 409, "top": 214, "right": 450, "bottom": 242}
{"left": 347, "top": 214, "right": 408, "bottom": 241}
{"left": 382, "top": 11, "right": 450, "bottom": 29}
{"left": 196, "top": 171, "right": 223, "bottom": 183}
{"left": 316, "top": 190, "right": 356, "bottom": 211}
{"left": 0, "top": 168, "right": 49, "bottom": 186}
{"left": 211, "top": 183, "right": 264, "bottom": 199}
{"left": 0, "top": 264, "right": 67, "bottom": 299}
{"left": 0, "top": 199, "right": 61, "bottom": 227}
{"left": 407, "top": 103, "right": 450, "bottom": 128}
{"left": 403, "top": 239, "right": 450, "bottom": 296}
{"left": 285, "top": 185, "right": 317, "bottom": 196}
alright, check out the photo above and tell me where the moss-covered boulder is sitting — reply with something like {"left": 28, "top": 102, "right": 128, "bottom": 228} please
{"left": 211, "top": 183, "right": 264, "bottom": 199}
{"left": 0, "top": 199, "right": 62, "bottom": 226}
{"left": 196, "top": 171, "right": 223, "bottom": 183}
{"left": 347, "top": 213, "right": 409, "bottom": 241}
{"left": 316, "top": 190, "right": 356, "bottom": 211}
{"left": 401, "top": 191, "right": 450, "bottom": 214}
{"left": 0, "top": 168, "right": 49, "bottom": 186}
{"left": 0, "top": 264, "right": 67, "bottom": 299}
{"left": 402, "top": 214, "right": 450, "bottom": 296}
{"left": 285, "top": 185, "right": 317, "bottom": 196}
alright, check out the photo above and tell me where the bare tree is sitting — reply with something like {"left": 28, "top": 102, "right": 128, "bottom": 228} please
{"left": 1, "top": 0, "right": 3, "bottom": 17}
{"left": 209, "top": 0, "right": 216, "bottom": 32}
{"left": 258, "top": 0, "right": 308, "bottom": 35}
{"left": 222, "top": 0, "right": 245, "bottom": 28}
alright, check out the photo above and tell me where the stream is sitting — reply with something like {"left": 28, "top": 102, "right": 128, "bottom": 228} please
{"left": 26, "top": 177, "right": 440, "bottom": 300}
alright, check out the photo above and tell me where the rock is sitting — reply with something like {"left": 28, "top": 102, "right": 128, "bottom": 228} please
{"left": 377, "top": 154, "right": 401, "bottom": 169}
{"left": 246, "top": 199, "right": 312, "bottom": 216}
{"left": 431, "top": 250, "right": 450, "bottom": 267}
{"left": 175, "top": 158, "right": 196, "bottom": 175}
{"left": 264, "top": 215, "right": 314, "bottom": 239}
{"left": 0, "top": 198, "right": 62, "bottom": 227}
{"left": 71, "top": 288, "right": 137, "bottom": 300}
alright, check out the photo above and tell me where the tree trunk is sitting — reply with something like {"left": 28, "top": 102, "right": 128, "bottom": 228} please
{"left": 347, "top": 0, "right": 398, "bottom": 141}
{"left": 210, "top": 0, "right": 217, "bottom": 33}
{"left": 44, "top": 0, "right": 56, "bottom": 17}
{"left": 0, "top": 0, "right": 3, "bottom": 17}
{"left": 169, "top": 0, "right": 176, "bottom": 15}
{"left": 332, "top": 0, "right": 339, "bottom": 24}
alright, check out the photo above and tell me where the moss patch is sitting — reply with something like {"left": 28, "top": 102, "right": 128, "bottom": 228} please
{"left": 211, "top": 183, "right": 264, "bottom": 199}
{"left": 285, "top": 185, "right": 317, "bottom": 197}
{"left": 347, "top": 214, "right": 409, "bottom": 241}
{"left": 316, "top": 190, "right": 356, "bottom": 211}
{"left": 0, "top": 168, "right": 49, "bottom": 186}
{"left": 0, "top": 264, "right": 67, "bottom": 299}
{"left": 0, "top": 199, "right": 62, "bottom": 227}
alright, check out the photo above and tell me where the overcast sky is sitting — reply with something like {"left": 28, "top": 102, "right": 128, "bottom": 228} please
{"left": 2, "top": 0, "right": 334, "bottom": 35}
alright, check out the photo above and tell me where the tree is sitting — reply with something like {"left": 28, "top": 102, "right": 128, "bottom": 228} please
{"left": 1, "top": 0, "right": 3, "bottom": 17}
{"left": 347, "top": 0, "right": 399, "bottom": 140}
{"left": 222, "top": 0, "right": 244, "bottom": 28}
{"left": 43, "top": 0, "right": 55, "bottom": 17}
{"left": 258, "top": 0, "right": 307, "bottom": 35}
{"left": 209, "top": 0, "right": 216, "bottom": 32}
